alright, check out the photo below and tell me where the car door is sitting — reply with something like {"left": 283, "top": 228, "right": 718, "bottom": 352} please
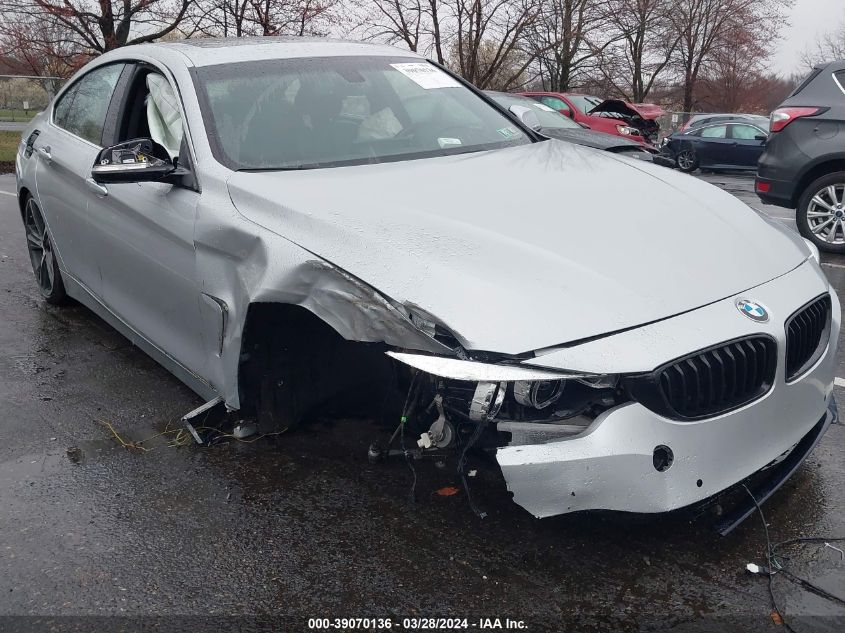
{"left": 728, "top": 123, "right": 767, "bottom": 168}
{"left": 696, "top": 124, "right": 731, "bottom": 167}
{"left": 33, "top": 63, "right": 126, "bottom": 298}
{"left": 83, "top": 62, "right": 206, "bottom": 376}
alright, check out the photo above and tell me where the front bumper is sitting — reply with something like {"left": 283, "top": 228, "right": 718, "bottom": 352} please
{"left": 711, "top": 396, "right": 836, "bottom": 534}
{"left": 496, "top": 261, "right": 839, "bottom": 519}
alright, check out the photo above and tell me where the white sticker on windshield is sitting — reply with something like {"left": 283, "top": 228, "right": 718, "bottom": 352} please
{"left": 437, "top": 137, "right": 462, "bottom": 148}
{"left": 391, "top": 63, "right": 461, "bottom": 89}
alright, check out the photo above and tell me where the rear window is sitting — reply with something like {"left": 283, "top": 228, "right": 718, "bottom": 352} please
{"left": 835, "top": 71, "right": 845, "bottom": 95}
{"left": 789, "top": 67, "right": 823, "bottom": 97}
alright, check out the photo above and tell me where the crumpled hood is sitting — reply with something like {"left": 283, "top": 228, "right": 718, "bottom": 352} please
{"left": 227, "top": 140, "right": 807, "bottom": 355}
{"left": 589, "top": 99, "right": 664, "bottom": 120}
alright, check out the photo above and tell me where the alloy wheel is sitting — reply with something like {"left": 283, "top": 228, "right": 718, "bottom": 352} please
{"left": 23, "top": 198, "right": 56, "bottom": 296}
{"left": 807, "top": 183, "right": 845, "bottom": 245}
{"left": 676, "top": 149, "right": 695, "bottom": 171}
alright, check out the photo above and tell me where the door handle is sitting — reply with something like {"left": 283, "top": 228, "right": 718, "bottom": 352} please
{"left": 36, "top": 145, "right": 51, "bottom": 163}
{"left": 85, "top": 177, "right": 108, "bottom": 197}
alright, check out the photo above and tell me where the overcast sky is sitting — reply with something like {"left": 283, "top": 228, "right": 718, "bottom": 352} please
{"left": 772, "top": 0, "right": 844, "bottom": 74}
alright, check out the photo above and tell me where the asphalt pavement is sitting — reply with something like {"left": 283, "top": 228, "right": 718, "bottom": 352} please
{"left": 0, "top": 122, "right": 29, "bottom": 132}
{"left": 1, "top": 171, "right": 845, "bottom": 632}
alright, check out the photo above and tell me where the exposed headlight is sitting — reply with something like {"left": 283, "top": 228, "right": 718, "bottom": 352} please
{"left": 469, "top": 381, "right": 507, "bottom": 421}
{"left": 616, "top": 125, "right": 640, "bottom": 136}
{"left": 387, "top": 352, "right": 622, "bottom": 422}
{"left": 513, "top": 379, "right": 565, "bottom": 409}
{"left": 803, "top": 238, "right": 820, "bottom": 263}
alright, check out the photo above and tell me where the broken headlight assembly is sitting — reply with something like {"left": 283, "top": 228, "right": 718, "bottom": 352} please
{"left": 386, "top": 351, "right": 628, "bottom": 446}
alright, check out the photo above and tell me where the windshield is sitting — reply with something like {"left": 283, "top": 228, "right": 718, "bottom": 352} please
{"left": 568, "top": 95, "right": 603, "bottom": 114}
{"left": 193, "top": 56, "right": 530, "bottom": 170}
{"left": 487, "top": 93, "right": 581, "bottom": 130}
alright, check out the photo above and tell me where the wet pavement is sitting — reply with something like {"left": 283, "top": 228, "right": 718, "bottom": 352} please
{"left": 1, "top": 171, "right": 845, "bottom": 632}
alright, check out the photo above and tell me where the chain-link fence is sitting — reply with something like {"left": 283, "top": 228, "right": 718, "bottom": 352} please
{"left": 0, "top": 75, "right": 64, "bottom": 122}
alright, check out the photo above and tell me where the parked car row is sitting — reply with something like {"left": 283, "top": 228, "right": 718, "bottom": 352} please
{"left": 519, "top": 92, "right": 662, "bottom": 145}
{"left": 486, "top": 91, "right": 674, "bottom": 167}
{"left": 495, "top": 90, "right": 770, "bottom": 176}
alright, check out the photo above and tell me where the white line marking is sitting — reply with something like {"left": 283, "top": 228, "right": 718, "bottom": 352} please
{"left": 0, "top": 190, "right": 15, "bottom": 197}
{"left": 822, "top": 262, "right": 845, "bottom": 269}
{"left": 835, "top": 378, "right": 845, "bottom": 387}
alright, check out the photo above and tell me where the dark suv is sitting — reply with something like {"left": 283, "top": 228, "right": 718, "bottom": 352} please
{"left": 756, "top": 60, "right": 845, "bottom": 252}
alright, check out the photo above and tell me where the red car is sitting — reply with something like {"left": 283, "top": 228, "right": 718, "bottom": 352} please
{"left": 520, "top": 92, "right": 662, "bottom": 145}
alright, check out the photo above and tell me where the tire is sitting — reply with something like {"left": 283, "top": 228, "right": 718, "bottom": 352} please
{"left": 797, "top": 171, "right": 845, "bottom": 254}
{"left": 22, "top": 196, "right": 69, "bottom": 305}
{"left": 675, "top": 148, "right": 699, "bottom": 173}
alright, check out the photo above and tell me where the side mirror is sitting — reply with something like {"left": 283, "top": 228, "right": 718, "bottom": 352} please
{"left": 91, "top": 138, "right": 176, "bottom": 184}
{"left": 754, "top": 134, "right": 767, "bottom": 141}
{"left": 559, "top": 108, "right": 573, "bottom": 118}
{"left": 508, "top": 105, "right": 541, "bottom": 130}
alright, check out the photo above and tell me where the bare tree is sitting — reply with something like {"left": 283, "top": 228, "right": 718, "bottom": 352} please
{"left": 194, "top": 0, "right": 253, "bottom": 37}
{"left": 360, "top": 0, "right": 540, "bottom": 88}
{"left": 365, "top": 0, "right": 425, "bottom": 53}
{"left": 670, "top": 0, "right": 791, "bottom": 113}
{"left": 251, "top": 0, "right": 338, "bottom": 36}
{"left": 601, "top": 0, "right": 678, "bottom": 102}
{"left": 0, "top": 0, "right": 194, "bottom": 53}
{"left": 0, "top": 16, "right": 83, "bottom": 94}
{"left": 696, "top": 17, "right": 769, "bottom": 111}
{"left": 359, "top": 0, "right": 447, "bottom": 64}
{"left": 526, "top": 0, "right": 615, "bottom": 91}
{"left": 449, "top": 0, "right": 540, "bottom": 89}
{"left": 800, "top": 13, "right": 845, "bottom": 68}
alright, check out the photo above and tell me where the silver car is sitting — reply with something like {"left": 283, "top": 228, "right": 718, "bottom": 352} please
{"left": 15, "top": 38, "right": 839, "bottom": 528}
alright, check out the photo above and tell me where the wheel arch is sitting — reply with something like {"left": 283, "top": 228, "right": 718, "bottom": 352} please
{"left": 18, "top": 186, "right": 32, "bottom": 221}
{"left": 235, "top": 301, "right": 394, "bottom": 427}
{"left": 795, "top": 157, "right": 845, "bottom": 207}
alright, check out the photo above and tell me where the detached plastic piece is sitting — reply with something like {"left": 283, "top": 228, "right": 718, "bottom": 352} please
{"left": 746, "top": 563, "right": 770, "bottom": 575}
{"left": 181, "top": 396, "right": 225, "bottom": 445}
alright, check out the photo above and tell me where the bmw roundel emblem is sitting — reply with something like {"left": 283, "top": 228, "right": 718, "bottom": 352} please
{"left": 735, "top": 298, "right": 769, "bottom": 323}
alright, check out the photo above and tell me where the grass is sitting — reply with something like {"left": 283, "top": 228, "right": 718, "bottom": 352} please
{"left": 0, "top": 130, "right": 21, "bottom": 163}
{"left": 0, "top": 108, "right": 36, "bottom": 122}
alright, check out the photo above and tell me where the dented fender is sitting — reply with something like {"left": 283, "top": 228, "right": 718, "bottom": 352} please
{"left": 191, "top": 182, "right": 450, "bottom": 409}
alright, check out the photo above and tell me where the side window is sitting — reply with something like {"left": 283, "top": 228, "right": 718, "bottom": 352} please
{"left": 539, "top": 96, "right": 570, "bottom": 114}
{"left": 53, "top": 84, "right": 80, "bottom": 129}
{"left": 700, "top": 125, "right": 727, "bottom": 139}
{"left": 730, "top": 124, "right": 762, "bottom": 140}
{"left": 54, "top": 64, "right": 124, "bottom": 145}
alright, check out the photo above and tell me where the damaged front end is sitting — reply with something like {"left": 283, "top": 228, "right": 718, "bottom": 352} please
{"left": 588, "top": 99, "right": 663, "bottom": 144}
{"left": 387, "top": 351, "right": 625, "bottom": 447}
{"left": 383, "top": 350, "right": 635, "bottom": 517}
{"left": 383, "top": 271, "right": 838, "bottom": 525}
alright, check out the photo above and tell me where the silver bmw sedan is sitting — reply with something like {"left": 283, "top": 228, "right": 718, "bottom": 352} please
{"left": 15, "top": 37, "right": 839, "bottom": 528}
